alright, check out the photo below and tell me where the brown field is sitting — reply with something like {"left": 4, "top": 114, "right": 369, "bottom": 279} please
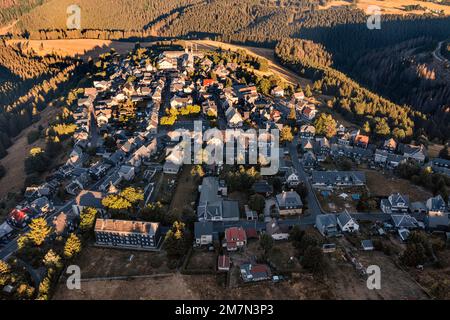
{"left": 427, "top": 143, "right": 446, "bottom": 158}
{"left": 54, "top": 248, "right": 430, "bottom": 300}
{"left": 327, "top": 248, "right": 429, "bottom": 300}
{"left": 0, "top": 105, "right": 66, "bottom": 203}
{"left": 185, "top": 249, "right": 216, "bottom": 270}
{"left": 6, "top": 39, "right": 154, "bottom": 61}
{"left": 364, "top": 169, "right": 432, "bottom": 202}
{"left": 167, "top": 165, "right": 199, "bottom": 216}
{"left": 320, "top": 0, "right": 450, "bottom": 15}
{"left": 67, "top": 246, "right": 173, "bottom": 279}
{"left": 53, "top": 272, "right": 332, "bottom": 300}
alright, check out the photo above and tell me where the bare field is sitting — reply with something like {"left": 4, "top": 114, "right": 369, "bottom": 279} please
{"left": 0, "top": 105, "right": 63, "bottom": 202}
{"left": 167, "top": 165, "right": 199, "bottom": 216}
{"left": 320, "top": 0, "right": 450, "bottom": 15}
{"left": 364, "top": 169, "right": 432, "bottom": 202}
{"left": 53, "top": 273, "right": 330, "bottom": 300}
{"left": 68, "top": 246, "right": 173, "bottom": 279}
{"left": 6, "top": 39, "right": 154, "bottom": 61}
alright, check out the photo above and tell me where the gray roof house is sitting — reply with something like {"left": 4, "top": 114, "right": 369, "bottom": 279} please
{"left": 380, "top": 193, "right": 410, "bottom": 214}
{"left": 311, "top": 171, "right": 366, "bottom": 187}
{"left": 194, "top": 221, "right": 215, "bottom": 246}
{"left": 72, "top": 190, "right": 104, "bottom": 215}
{"left": 426, "top": 195, "right": 447, "bottom": 214}
{"left": 197, "top": 177, "right": 239, "bottom": 222}
{"left": 337, "top": 211, "right": 359, "bottom": 232}
{"left": 275, "top": 191, "right": 303, "bottom": 216}
{"left": 391, "top": 214, "right": 419, "bottom": 229}
{"left": 316, "top": 214, "right": 338, "bottom": 237}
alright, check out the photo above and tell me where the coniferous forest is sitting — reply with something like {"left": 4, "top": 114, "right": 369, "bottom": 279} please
{"left": 0, "top": 0, "right": 449, "bottom": 157}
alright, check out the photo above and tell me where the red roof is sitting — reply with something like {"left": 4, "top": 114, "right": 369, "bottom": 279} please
{"left": 225, "top": 227, "right": 247, "bottom": 243}
{"left": 245, "top": 228, "right": 258, "bottom": 239}
{"left": 355, "top": 134, "right": 369, "bottom": 145}
{"left": 218, "top": 255, "right": 230, "bottom": 269}
{"left": 303, "top": 107, "right": 313, "bottom": 116}
{"left": 251, "top": 264, "right": 271, "bottom": 276}
{"left": 203, "top": 79, "right": 216, "bottom": 87}
{"left": 8, "top": 208, "right": 32, "bottom": 223}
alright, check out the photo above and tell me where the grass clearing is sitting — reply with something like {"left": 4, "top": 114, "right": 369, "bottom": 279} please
{"left": 364, "top": 169, "right": 432, "bottom": 202}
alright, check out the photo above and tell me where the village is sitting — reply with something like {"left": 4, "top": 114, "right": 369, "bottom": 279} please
{"left": 0, "top": 42, "right": 449, "bottom": 300}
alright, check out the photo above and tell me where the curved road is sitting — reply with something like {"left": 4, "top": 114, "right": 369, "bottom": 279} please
{"left": 432, "top": 40, "right": 449, "bottom": 63}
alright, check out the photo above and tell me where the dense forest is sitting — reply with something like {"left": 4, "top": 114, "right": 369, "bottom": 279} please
{"left": 0, "top": 41, "right": 88, "bottom": 160}
{"left": 0, "top": 0, "right": 448, "bottom": 145}
{"left": 275, "top": 38, "right": 448, "bottom": 143}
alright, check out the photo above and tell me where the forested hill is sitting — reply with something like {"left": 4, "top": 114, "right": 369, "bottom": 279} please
{"left": 0, "top": 0, "right": 48, "bottom": 27}
{"left": 275, "top": 38, "right": 450, "bottom": 144}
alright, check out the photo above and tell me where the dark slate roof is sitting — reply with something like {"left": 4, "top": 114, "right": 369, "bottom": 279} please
{"left": 252, "top": 180, "right": 273, "bottom": 194}
{"left": 194, "top": 221, "right": 214, "bottom": 238}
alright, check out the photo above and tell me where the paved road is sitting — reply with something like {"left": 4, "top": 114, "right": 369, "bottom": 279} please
{"left": 0, "top": 200, "right": 75, "bottom": 260}
{"left": 288, "top": 140, "right": 323, "bottom": 222}
{"left": 432, "top": 40, "right": 448, "bottom": 63}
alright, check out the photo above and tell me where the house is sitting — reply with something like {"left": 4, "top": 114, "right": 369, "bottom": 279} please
{"left": 225, "top": 106, "right": 243, "bottom": 128}
{"left": 299, "top": 125, "right": 315, "bottom": 138}
{"left": 0, "top": 221, "right": 14, "bottom": 242}
{"left": 7, "top": 208, "right": 34, "bottom": 229}
{"left": 398, "top": 228, "right": 410, "bottom": 242}
{"left": 252, "top": 180, "right": 273, "bottom": 196}
{"left": 315, "top": 214, "right": 338, "bottom": 237}
{"left": 194, "top": 221, "right": 214, "bottom": 246}
{"left": 383, "top": 138, "right": 397, "bottom": 152}
{"left": 386, "top": 153, "right": 407, "bottom": 168}
{"left": 284, "top": 167, "right": 300, "bottom": 187}
{"left": 337, "top": 211, "right": 359, "bottom": 232}
{"left": 361, "top": 240, "right": 374, "bottom": 251}
{"left": 311, "top": 171, "right": 366, "bottom": 187}
{"left": 425, "top": 214, "right": 450, "bottom": 231}
{"left": 402, "top": 144, "right": 426, "bottom": 163}
{"left": 224, "top": 227, "right": 247, "bottom": 251}
{"left": 73, "top": 190, "right": 104, "bottom": 216}
{"left": 303, "top": 151, "right": 317, "bottom": 169}
{"left": 157, "top": 57, "right": 176, "bottom": 70}
{"left": 426, "top": 195, "right": 447, "bottom": 216}
{"left": 374, "top": 149, "right": 389, "bottom": 164}
{"left": 271, "top": 86, "right": 284, "bottom": 97}
{"left": 266, "top": 219, "right": 289, "bottom": 240}
{"left": 170, "top": 95, "right": 193, "bottom": 109}
{"left": 354, "top": 134, "right": 369, "bottom": 149}
{"left": 275, "top": 191, "right": 303, "bottom": 216}
{"left": 381, "top": 193, "right": 410, "bottom": 214}
{"left": 244, "top": 205, "right": 258, "bottom": 221}
{"left": 302, "top": 106, "right": 317, "bottom": 120}
{"left": 409, "top": 201, "right": 427, "bottom": 214}
{"left": 95, "top": 218, "right": 161, "bottom": 250}
{"left": 197, "top": 177, "right": 240, "bottom": 222}
{"left": 118, "top": 165, "right": 135, "bottom": 181}
{"left": 163, "top": 146, "right": 184, "bottom": 174}
{"left": 202, "top": 100, "right": 218, "bottom": 117}
{"left": 218, "top": 255, "right": 231, "bottom": 272}
{"left": 293, "top": 91, "right": 305, "bottom": 102}
{"left": 391, "top": 214, "right": 419, "bottom": 229}
{"left": 240, "top": 263, "right": 271, "bottom": 282}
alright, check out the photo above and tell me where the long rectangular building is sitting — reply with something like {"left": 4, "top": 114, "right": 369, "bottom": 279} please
{"left": 94, "top": 218, "right": 161, "bottom": 250}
